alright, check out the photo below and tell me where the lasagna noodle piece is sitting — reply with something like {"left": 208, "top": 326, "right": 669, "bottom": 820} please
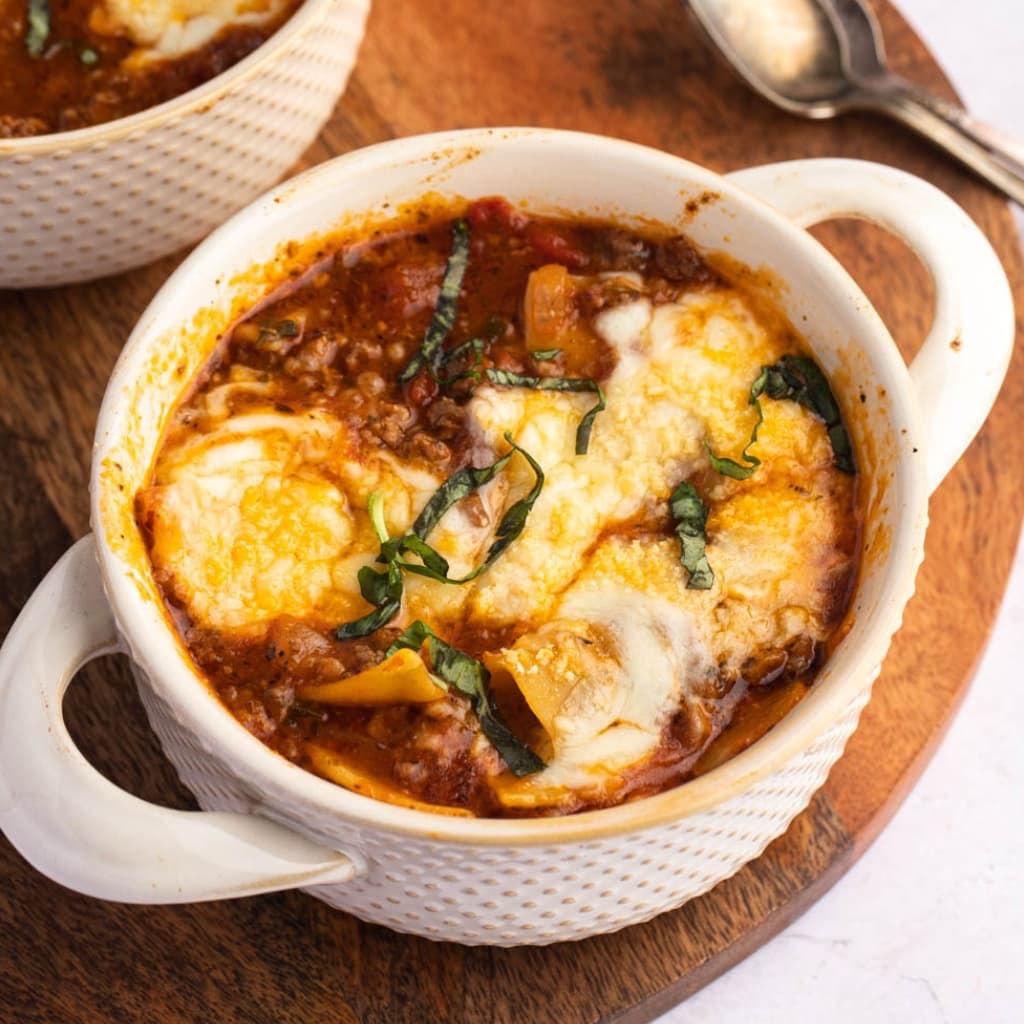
{"left": 306, "top": 745, "right": 474, "bottom": 817}
{"left": 486, "top": 585, "right": 714, "bottom": 810}
{"left": 296, "top": 649, "right": 445, "bottom": 706}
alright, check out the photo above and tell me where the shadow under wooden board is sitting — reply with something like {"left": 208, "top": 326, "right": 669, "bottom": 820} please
{"left": 0, "top": 1, "right": 1021, "bottom": 1022}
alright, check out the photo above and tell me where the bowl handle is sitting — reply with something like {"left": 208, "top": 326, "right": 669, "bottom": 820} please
{"left": 0, "top": 536, "right": 360, "bottom": 904}
{"left": 726, "top": 158, "right": 1014, "bottom": 495}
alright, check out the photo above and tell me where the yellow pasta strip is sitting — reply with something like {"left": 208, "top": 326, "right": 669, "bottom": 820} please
{"left": 306, "top": 745, "right": 473, "bottom": 817}
{"left": 483, "top": 619, "right": 622, "bottom": 748}
{"left": 296, "top": 649, "right": 444, "bottom": 706}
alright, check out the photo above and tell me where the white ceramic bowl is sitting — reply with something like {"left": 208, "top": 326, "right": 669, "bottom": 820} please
{"left": 0, "top": 0, "right": 369, "bottom": 289}
{"left": 0, "top": 129, "right": 1013, "bottom": 946}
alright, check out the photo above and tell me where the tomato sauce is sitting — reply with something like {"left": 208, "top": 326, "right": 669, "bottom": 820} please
{"left": 137, "top": 199, "right": 861, "bottom": 817}
{"left": 0, "top": 1, "right": 301, "bottom": 136}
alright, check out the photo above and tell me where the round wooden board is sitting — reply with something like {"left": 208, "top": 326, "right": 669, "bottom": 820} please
{"left": 1, "top": 2, "right": 1021, "bottom": 1021}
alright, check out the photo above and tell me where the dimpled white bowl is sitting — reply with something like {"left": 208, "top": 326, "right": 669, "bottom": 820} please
{"left": 0, "top": 0, "right": 370, "bottom": 288}
{"left": 0, "top": 129, "right": 1013, "bottom": 945}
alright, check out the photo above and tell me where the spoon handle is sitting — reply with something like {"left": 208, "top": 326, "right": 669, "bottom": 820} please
{"left": 866, "top": 77, "right": 1024, "bottom": 207}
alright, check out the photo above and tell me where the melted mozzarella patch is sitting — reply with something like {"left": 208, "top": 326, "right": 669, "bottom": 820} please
{"left": 143, "top": 419, "right": 357, "bottom": 633}
{"left": 143, "top": 384, "right": 508, "bottom": 635}
{"left": 488, "top": 587, "right": 712, "bottom": 808}
{"left": 467, "top": 291, "right": 798, "bottom": 629}
{"left": 469, "top": 290, "right": 849, "bottom": 802}
{"left": 92, "top": 0, "right": 288, "bottom": 63}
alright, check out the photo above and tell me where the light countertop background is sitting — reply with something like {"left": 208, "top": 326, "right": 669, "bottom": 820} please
{"left": 659, "top": 1, "right": 1024, "bottom": 1021}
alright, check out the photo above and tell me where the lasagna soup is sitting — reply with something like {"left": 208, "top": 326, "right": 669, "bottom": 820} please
{"left": 0, "top": 0, "right": 301, "bottom": 136}
{"left": 136, "top": 198, "right": 862, "bottom": 817}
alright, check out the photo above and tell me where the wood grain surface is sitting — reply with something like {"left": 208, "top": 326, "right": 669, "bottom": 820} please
{"left": 1, "top": 2, "right": 1021, "bottom": 1022}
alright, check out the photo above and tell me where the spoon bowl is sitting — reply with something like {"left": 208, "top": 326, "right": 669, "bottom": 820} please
{"left": 686, "top": 0, "right": 1024, "bottom": 204}
{"left": 686, "top": 0, "right": 855, "bottom": 115}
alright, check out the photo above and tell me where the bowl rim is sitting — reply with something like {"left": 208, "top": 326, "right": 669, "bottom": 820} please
{"left": 91, "top": 127, "right": 929, "bottom": 847}
{"left": 0, "top": 0, "right": 338, "bottom": 155}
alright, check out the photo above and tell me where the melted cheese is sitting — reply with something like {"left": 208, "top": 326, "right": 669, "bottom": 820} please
{"left": 487, "top": 587, "right": 712, "bottom": 808}
{"left": 465, "top": 291, "right": 816, "bottom": 629}
{"left": 141, "top": 381, "right": 511, "bottom": 635}
{"left": 92, "top": 0, "right": 288, "bottom": 63}
{"left": 143, "top": 410, "right": 358, "bottom": 632}
{"left": 145, "top": 278, "right": 853, "bottom": 806}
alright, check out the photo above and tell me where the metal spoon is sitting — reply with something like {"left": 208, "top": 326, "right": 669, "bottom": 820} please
{"left": 685, "top": 0, "right": 1024, "bottom": 205}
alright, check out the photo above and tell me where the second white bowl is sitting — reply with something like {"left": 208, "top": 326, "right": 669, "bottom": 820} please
{"left": 0, "top": 0, "right": 370, "bottom": 288}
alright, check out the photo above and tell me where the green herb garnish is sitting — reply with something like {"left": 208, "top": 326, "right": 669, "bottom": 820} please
{"left": 484, "top": 369, "right": 606, "bottom": 455}
{"left": 399, "top": 219, "right": 470, "bottom": 382}
{"left": 79, "top": 47, "right": 99, "bottom": 66}
{"left": 256, "top": 319, "right": 299, "bottom": 346}
{"left": 530, "top": 348, "right": 562, "bottom": 361}
{"left": 334, "top": 434, "right": 544, "bottom": 638}
{"left": 286, "top": 701, "right": 326, "bottom": 723}
{"left": 408, "top": 432, "right": 544, "bottom": 581}
{"left": 706, "top": 355, "right": 855, "bottom": 479}
{"left": 26, "top": 0, "right": 50, "bottom": 58}
{"left": 387, "top": 620, "right": 545, "bottom": 776}
{"left": 705, "top": 372, "right": 766, "bottom": 480}
{"left": 670, "top": 481, "right": 714, "bottom": 590}
{"left": 436, "top": 336, "right": 487, "bottom": 385}
{"left": 335, "top": 591, "right": 402, "bottom": 641}
{"left": 336, "top": 492, "right": 403, "bottom": 639}
{"left": 760, "top": 355, "right": 855, "bottom": 473}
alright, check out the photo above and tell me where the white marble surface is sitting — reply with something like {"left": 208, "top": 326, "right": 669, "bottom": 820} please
{"left": 658, "top": 2, "right": 1024, "bottom": 1021}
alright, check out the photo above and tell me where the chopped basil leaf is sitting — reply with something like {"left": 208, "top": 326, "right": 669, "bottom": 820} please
{"left": 384, "top": 620, "right": 435, "bottom": 657}
{"left": 387, "top": 621, "right": 545, "bottom": 776}
{"left": 704, "top": 444, "right": 756, "bottom": 479}
{"left": 473, "top": 709, "right": 546, "bottom": 776}
{"left": 396, "top": 534, "right": 451, "bottom": 578}
{"left": 287, "top": 701, "right": 325, "bottom": 722}
{"left": 705, "top": 384, "right": 765, "bottom": 480}
{"left": 437, "top": 336, "right": 486, "bottom": 385}
{"left": 530, "top": 348, "right": 562, "bottom": 361}
{"left": 257, "top": 319, "right": 299, "bottom": 346}
{"left": 425, "top": 633, "right": 485, "bottom": 702}
{"left": 26, "top": 0, "right": 50, "bottom": 57}
{"left": 484, "top": 369, "right": 606, "bottom": 455}
{"left": 411, "top": 441, "right": 514, "bottom": 539}
{"left": 334, "top": 492, "right": 404, "bottom": 639}
{"left": 406, "top": 433, "right": 544, "bottom": 584}
{"left": 827, "top": 423, "right": 855, "bottom": 473}
{"left": 334, "top": 598, "right": 401, "bottom": 640}
{"left": 399, "top": 219, "right": 470, "bottom": 382}
{"left": 670, "top": 481, "right": 714, "bottom": 590}
{"left": 439, "top": 337, "right": 486, "bottom": 366}
{"left": 356, "top": 561, "right": 401, "bottom": 607}
{"left": 574, "top": 384, "right": 606, "bottom": 455}
{"left": 466, "top": 435, "right": 545, "bottom": 578}
{"left": 706, "top": 356, "right": 855, "bottom": 479}
{"left": 79, "top": 47, "right": 99, "bottom": 66}
{"left": 335, "top": 438, "right": 544, "bottom": 638}
{"left": 366, "top": 490, "right": 389, "bottom": 545}
{"left": 760, "top": 356, "right": 856, "bottom": 474}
